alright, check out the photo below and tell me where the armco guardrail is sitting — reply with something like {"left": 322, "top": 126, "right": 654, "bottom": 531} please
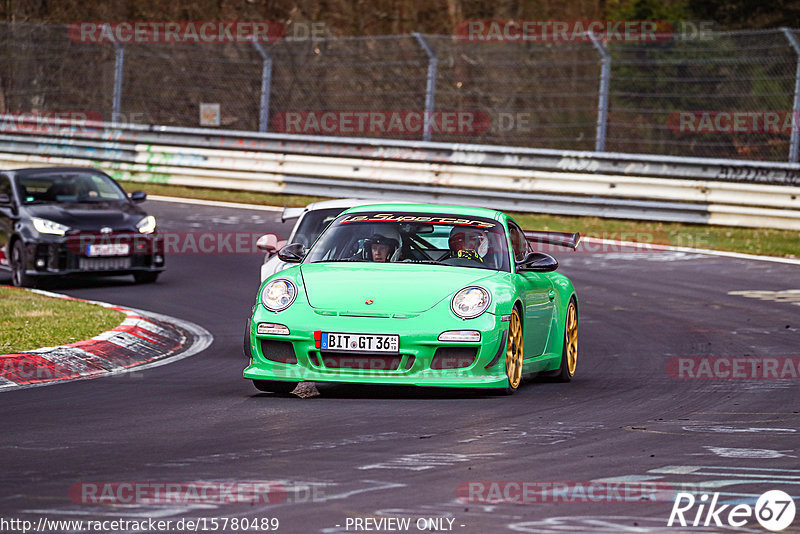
{"left": 1, "top": 115, "right": 799, "bottom": 230}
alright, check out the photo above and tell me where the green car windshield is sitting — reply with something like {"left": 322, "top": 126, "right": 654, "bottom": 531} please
{"left": 303, "top": 211, "right": 511, "bottom": 271}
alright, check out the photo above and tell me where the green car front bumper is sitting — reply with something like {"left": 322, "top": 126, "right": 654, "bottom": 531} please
{"left": 243, "top": 304, "right": 512, "bottom": 389}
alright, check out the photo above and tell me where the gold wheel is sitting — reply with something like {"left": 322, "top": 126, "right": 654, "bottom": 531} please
{"left": 505, "top": 308, "right": 523, "bottom": 389}
{"left": 565, "top": 300, "right": 578, "bottom": 377}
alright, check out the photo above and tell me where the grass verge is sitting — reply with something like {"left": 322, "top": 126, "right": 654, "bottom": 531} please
{"left": 121, "top": 181, "right": 800, "bottom": 259}
{"left": 0, "top": 287, "right": 125, "bottom": 353}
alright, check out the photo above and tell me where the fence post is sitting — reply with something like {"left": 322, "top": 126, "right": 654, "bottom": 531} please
{"left": 413, "top": 33, "right": 437, "bottom": 142}
{"left": 589, "top": 33, "right": 610, "bottom": 152}
{"left": 252, "top": 40, "right": 273, "bottom": 133}
{"left": 782, "top": 27, "right": 800, "bottom": 163}
{"left": 109, "top": 25, "right": 124, "bottom": 124}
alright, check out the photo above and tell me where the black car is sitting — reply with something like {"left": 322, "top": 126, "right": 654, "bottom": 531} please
{"left": 0, "top": 167, "right": 164, "bottom": 287}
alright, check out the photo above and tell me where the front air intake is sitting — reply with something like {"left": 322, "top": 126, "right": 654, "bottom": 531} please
{"left": 431, "top": 347, "right": 477, "bottom": 369}
{"left": 260, "top": 340, "right": 297, "bottom": 364}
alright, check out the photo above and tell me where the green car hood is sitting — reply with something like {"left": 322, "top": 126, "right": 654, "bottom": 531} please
{"left": 300, "top": 263, "right": 498, "bottom": 314}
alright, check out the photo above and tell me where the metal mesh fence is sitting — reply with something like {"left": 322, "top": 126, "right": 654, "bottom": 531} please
{"left": 122, "top": 41, "right": 263, "bottom": 130}
{"left": 1, "top": 23, "right": 800, "bottom": 162}
{"left": 0, "top": 23, "right": 116, "bottom": 118}
{"left": 607, "top": 29, "right": 798, "bottom": 161}
{"left": 267, "top": 35, "right": 430, "bottom": 137}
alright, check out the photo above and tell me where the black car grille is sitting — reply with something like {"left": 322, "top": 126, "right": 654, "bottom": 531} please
{"left": 320, "top": 353, "right": 405, "bottom": 371}
{"left": 430, "top": 347, "right": 478, "bottom": 369}
{"left": 36, "top": 232, "right": 163, "bottom": 272}
{"left": 260, "top": 340, "right": 298, "bottom": 364}
{"left": 78, "top": 257, "right": 132, "bottom": 271}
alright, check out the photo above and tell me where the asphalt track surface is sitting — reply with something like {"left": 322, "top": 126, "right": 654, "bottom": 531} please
{"left": 1, "top": 199, "right": 799, "bottom": 534}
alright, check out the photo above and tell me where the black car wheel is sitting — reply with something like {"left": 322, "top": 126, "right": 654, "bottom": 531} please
{"left": 11, "top": 241, "right": 35, "bottom": 288}
{"left": 243, "top": 321, "right": 253, "bottom": 359}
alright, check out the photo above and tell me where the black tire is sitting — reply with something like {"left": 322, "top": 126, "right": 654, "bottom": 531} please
{"left": 243, "top": 321, "right": 253, "bottom": 359}
{"left": 133, "top": 271, "right": 160, "bottom": 284}
{"left": 11, "top": 241, "right": 36, "bottom": 288}
{"left": 554, "top": 298, "right": 578, "bottom": 382}
{"left": 252, "top": 380, "right": 297, "bottom": 394}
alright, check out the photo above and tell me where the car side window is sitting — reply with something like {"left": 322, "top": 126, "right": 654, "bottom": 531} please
{"left": 0, "top": 176, "right": 11, "bottom": 198}
{"left": 508, "top": 223, "right": 529, "bottom": 262}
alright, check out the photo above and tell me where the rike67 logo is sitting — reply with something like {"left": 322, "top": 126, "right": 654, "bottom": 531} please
{"left": 669, "top": 490, "right": 796, "bottom": 532}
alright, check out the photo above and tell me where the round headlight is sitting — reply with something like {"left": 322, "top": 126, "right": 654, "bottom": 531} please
{"left": 451, "top": 286, "right": 491, "bottom": 319}
{"left": 261, "top": 279, "right": 297, "bottom": 311}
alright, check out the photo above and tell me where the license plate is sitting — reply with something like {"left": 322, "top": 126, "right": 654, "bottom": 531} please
{"left": 86, "top": 243, "right": 130, "bottom": 257}
{"left": 321, "top": 332, "right": 399, "bottom": 353}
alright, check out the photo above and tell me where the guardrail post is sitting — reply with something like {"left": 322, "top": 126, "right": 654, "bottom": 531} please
{"left": 110, "top": 25, "right": 124, "bottom": 124}
{"left": 589, "top": 33, "right": 611, "bottom": 152}
{"left": 252, "top": 40, "right": 273, "bottom": 133}
{"left": 782, "top": 28, "right": 800, "bottom": 163}
{"left": 413, "top": 33, "right": 437, "bottom": 142}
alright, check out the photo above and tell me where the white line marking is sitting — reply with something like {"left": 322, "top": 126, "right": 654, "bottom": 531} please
{"left": 148, "top": 195, "right": 284, "bottom": 212}
{"left": 582, "top": 236, "right": 800, "bottom": 266}
{"left": 98, "top": 305, "right": 213, "bottom": 374}
{"left": 704, "top": 446, "right": 796, "bottom": 459}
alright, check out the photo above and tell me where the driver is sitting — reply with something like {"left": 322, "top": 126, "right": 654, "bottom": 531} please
{"left": 449, "top": 227, "right": 489, "bottom": 262}
{"left": 365, "top": 234, "right": 398, "bottom": 262}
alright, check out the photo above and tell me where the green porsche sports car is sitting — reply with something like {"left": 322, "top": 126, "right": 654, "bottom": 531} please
{"left": 243, "top": 204, "right": 579, "bottom": 394}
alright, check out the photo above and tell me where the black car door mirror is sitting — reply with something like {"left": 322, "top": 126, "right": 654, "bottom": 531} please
{"left": 517, "top": 251, "right": 559, "bottom": 273}
{"left": 277, "top": 243, "right": 305, "bottom": 263}
{"left": 130, "top": 191, "right": 147, "bottom": 203}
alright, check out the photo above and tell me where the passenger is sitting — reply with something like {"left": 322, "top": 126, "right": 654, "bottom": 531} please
{"left": 449, "top": 227, "right": 489, "bottom": 262}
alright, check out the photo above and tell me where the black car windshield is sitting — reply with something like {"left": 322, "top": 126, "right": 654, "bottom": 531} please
{"left": 15, "top": 172, "right": 127, "bottom": 204}
{"left": 304, "top": 211, "right": 510, "bottom": 271}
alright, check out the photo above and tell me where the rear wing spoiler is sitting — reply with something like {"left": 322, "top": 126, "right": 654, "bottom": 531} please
{"left": 524, "top": 230, "right": 581, "bottom": 250}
